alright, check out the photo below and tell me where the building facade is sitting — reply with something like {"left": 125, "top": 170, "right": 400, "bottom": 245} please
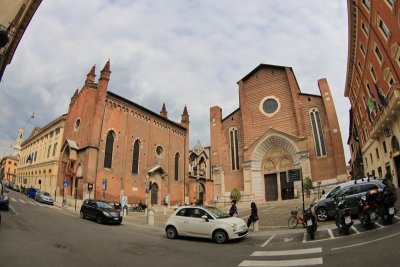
{"left": 345, "top": 0, "right": 400, "bottom": 187}
{"left": 0, "top": 155, "right": 18, "bottom": 185}
{"left": 58, "top": 61, "right": 191, "bottom": 207}
{"left": 16, "top": 115, "right": 66, "bottom": 196}
{"left": 188, "top": 141, "right": 213, "bottom": 205}
{"left": 210, "top": 64, "right": 347, "bottom": 203}
{"left": 0, "top": 0, "right": 42, "bottom": 81}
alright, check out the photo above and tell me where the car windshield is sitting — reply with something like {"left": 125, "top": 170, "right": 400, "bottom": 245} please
{"left": 43, "top": 192, "right": 51, "bottom": 196}
{"left": 96, "top": 201, "right": 113, "bottom": 209}
{"left": 203, "top": 206, "right": 230, "bottom": 219}
{"left": 328, "top": 186, "right": 342, "bottom": 198}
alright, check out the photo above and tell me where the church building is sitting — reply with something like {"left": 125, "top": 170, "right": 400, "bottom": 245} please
{"left": 210, "top": 64, "right": 347, "bottom": 202}
{"left": 58, "top": 61, "right": 190, "bottom": 207}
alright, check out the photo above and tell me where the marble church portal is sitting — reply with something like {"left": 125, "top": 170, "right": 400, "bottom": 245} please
{"left": 210, "top": 64, "right": 347, "bottom": 202}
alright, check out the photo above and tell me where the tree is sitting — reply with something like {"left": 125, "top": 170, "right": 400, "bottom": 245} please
{"left": 230, "top": 188, "right": 241, "bottom": 202}
{"left": 303, "top": 177, "right": 313, "bottom": 195}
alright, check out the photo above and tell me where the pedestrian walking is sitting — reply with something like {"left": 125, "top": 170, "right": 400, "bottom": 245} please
{"left": 247, "top": 202, "right": 258, "bottom": 227}
{"left": 228, "top": 200, "right": 238, "bottom": 217}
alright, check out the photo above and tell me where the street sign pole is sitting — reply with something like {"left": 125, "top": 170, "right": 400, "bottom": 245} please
{"left": 300, "top": 168, "right": 305, "bottom": 213}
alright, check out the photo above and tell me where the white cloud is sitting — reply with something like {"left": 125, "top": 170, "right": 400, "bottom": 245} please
{"left": 0, "top": 0, "right": 350, "bottom": 162}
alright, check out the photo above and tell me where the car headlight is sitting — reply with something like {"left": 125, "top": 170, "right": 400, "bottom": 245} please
{"left": 102, "top": 211, "right": 111, "bottom": 217}
{"left": 230, "top": 223, "right": 238, "bottom": 229}
{"left": 3, "top": 195, "right": 8, "bottom": 201}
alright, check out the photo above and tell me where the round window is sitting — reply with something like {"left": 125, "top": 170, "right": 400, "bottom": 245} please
{"left": 259, "top": 96, "right": 280, "bottom": 117}
{"left": 156, "top": 145, "right": 164, "bottom": 157}
{"left": 263, "top": 99, "right": 278, "bottom": 114}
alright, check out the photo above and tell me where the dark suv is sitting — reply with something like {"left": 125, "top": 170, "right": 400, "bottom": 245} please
{"left": 312, "top": 178, "right": 391, "bottom": 221}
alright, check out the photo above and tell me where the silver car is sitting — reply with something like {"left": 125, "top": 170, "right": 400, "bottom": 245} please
{"left": 35, "top": 191, "right": 54, "bottom": 205}
{"left": 165, "top": 206, "right": 248, "bottom": 244}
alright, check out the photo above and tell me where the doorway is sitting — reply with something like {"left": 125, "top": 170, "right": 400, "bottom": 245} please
{"left": 264, "top": 173, "right": 278, "bottom": 201}
{"left": 150, "top": 183, "right": 159, "bottom": 205}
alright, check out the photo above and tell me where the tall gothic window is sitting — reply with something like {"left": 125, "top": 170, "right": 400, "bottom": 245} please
{"left": 174, "top": 153, "right": 180, "bottom": 181}
{"left": 310, "top": 109, "right": 327, "bottom": 157}
{"left": 104, "top": 131, "right": 114, "bottom": 168}
{"left": 230, "top": 128, "right": 239, "bottom": 170}
{"left": 132, "top": 139, "right": 140, "bottom": 174}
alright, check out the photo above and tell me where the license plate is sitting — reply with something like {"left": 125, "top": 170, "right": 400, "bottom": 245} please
{"left": 345, "top": 216, "right": 351, "bottom": 224}
{"left": 306, "top": 219, "right": 313, "bottom": 226}
{"left": 370, "top": 212, "right": 376, "bottom": 220}
{"left": 114, "top": 217, "right": 119, "bottom": 220}
{"left": 389, "top": 207, "right": 395, "bottom": 215}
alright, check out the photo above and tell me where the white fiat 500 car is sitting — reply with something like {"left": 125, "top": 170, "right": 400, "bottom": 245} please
{"left": 165, "top": 206, "right": 248, "bottom": 244}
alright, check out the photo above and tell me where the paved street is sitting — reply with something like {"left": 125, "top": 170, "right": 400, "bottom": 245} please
{"left": 2, "top": 189, "right": 400, "bottom": 266}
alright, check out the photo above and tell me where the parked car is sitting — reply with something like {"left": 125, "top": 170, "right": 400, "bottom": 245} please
{"left": 26, "top": 188, "right": 38, "bottom": 199}
{"left": 80, "top": 199, "right": 122, "bottom": 225}
{"left": 35, "top": 191, "right": 54, "bottom": 205}
{"left": 312, "top": 178, "right": 390, "bottom": 221}
{"left": 165, "top": 206, "right": 249, "bottom": 244}
{"left": 0, "top": 185, "right": 9, "bottom": 211}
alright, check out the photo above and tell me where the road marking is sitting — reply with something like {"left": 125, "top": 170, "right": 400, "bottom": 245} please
{"left": 27, "top": 201, "right": 36, "bottom": 205}
{"left": 327, "top": 229, "right": 335, "bottom": 239}
{"left": 351, "top": 225, "right": 360, "bottom": 234}
{"left": 238, "top": 257, "right": 323, "bottom": 266}
{"left": 395, "top": 215, "right": 400, "bottom": 220}
{"left": 11, "top": 197, "right": 17, "bottom": 202}
{"left": 37, "top": 202, "right": 44, "bottom": 207}
{"left": 19, "top": 199, "right": 26, "bottom": 204}
{"left": 331, "top": 231, "right": 400, "bottom": 251}
{"left": 302, "top": 232, "right": 307, "bottom": 243}
{"left": 261, "top": 235, "right": 275, "bottom": 247}
{"left": 283, "top": 237, "right": 294, "bottom": 243}
{"left": 375, "top": 222, "right": 383, "bottom": 228}
{"left": 251, "top": 247, "right": 322, "bottom": 256}
{"left": 9, "top": 205, "right": 19, "bottom": 216}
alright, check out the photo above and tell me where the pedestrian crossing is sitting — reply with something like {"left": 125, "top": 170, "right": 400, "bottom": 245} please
{"left": 238, "top": 247, "right": 323, "bottom": 266}
{"left": 10, "top": 197, "right": 56, "bottom": 209}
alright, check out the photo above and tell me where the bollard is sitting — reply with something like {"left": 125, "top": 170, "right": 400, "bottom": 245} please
{"left": 163, "top": 206, "right": 167, "bottom": 215}
{"left": 253, "top": 220, "right": 259, "bottom": 232}
{"left": 147, "top": 209, "right": 155, "bottom": 226}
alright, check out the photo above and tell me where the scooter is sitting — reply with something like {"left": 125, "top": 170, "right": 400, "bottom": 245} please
{"left": 377, "top": 187, "right": 398, "bottom": 224}
{"left": 303, "top": 206, "right": 318, "bottom": 240}
{"left": 358, "top": 189, "right": 378, "bottom": 230}
{"left": 131, "top": 202, "right": 147, "bottom": 212}
{"left": 334, "top": 198, "right": 353, "bottom": 235}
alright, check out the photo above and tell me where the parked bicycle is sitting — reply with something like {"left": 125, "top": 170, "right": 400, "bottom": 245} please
{"left": 288, "top": 207, "right": 305, "bottom": 229}
{"left": 62, "top": 198, "right": 68, "bottom": 207}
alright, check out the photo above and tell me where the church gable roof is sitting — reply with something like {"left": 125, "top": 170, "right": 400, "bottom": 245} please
{"left": 238, "top": 63, "right": 289, "bottom": 83}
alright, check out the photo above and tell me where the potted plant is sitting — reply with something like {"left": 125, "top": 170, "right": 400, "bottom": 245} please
{"left": 230, "top": 188, "right": 241, "bottom": 202}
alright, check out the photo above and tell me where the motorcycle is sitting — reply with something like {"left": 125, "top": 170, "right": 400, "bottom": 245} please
{"left": 303, "top": 206, "right": 318, "bottom": 240}
{"left": 131, "top": 202, "right": 147, "bottom": 212}
{"left": 358, "top": 189, "right": 378, "bottom": 229}
{"left": 334, "top": 198, "right": 353, "bottom": 235}
{"left": 377, "top": 187, "right": 398, "bottom": 224}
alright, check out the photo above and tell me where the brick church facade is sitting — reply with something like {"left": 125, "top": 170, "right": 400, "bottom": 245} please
{"left": 210, "top": 64, "right": 347, "bottom": 202}
{"left": 58, "top": 61, "right": 195, "bottom": 207}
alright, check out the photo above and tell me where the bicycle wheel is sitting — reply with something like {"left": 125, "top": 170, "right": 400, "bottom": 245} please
{"left": 288, "top": 215, "right": 298, "bottom": 229}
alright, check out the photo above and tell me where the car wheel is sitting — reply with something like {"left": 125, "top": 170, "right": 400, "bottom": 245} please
{"left": 80, "top": 211, "right": 86, "bottom": 219}
{"left": 213, "top": 229, "right": 228, "bottom": 244}
{"left": 316, "top": 208, "right": 328, "bottom": 221}
{"left": 96, "top": 215, "right": 103, "bottom": 224}
{"left": 166, "top": 226, "right": 178, "bottom": 239}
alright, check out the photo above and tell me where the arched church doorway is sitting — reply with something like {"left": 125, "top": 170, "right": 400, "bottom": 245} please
{"left": 151, "top": 183, "right": 159, "bottom": 205}
{"left": 196, "top": 182, "right": 205, "bottom": 205}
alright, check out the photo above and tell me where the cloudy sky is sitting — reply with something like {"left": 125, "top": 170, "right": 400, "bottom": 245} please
{"left": 0, "top": 0, "right": 350, "bottom": 161}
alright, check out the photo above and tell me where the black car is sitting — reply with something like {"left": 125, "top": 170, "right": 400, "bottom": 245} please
{"left": 80, "top": 199, "right": 122, "bottom": 225}
{"left": 312, "top": 178, "right": 391, "bottom": 221}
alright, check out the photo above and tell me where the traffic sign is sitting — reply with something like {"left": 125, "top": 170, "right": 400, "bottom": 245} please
{"left": 63, "top": 181, "right": 68, "bottom": 187}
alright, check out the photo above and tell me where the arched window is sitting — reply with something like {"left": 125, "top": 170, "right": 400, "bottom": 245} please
{"left": 132, "top": 139, "right": 140, "bottom": 174}
{"left": 175, "top": 153, "right": 180, "bottom": 181}
{"left": 104, "top": 131, "right": 114, "bottom": 168}
{"left": 310, "top": 109, "right": 327, "bottom": 157}
{"left": 392, "top": 136, "right": 400, "bottom": 152}
{"left": 229, "top": 128, "right": 239, "bottom": 170}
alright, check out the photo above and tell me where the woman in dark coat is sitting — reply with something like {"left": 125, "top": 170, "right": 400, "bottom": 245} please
{"left": 229, "top": 200, "right": 238, "bottom": 217}
{"left": 247, "top": 202, "right": 258, "bottom": 227}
